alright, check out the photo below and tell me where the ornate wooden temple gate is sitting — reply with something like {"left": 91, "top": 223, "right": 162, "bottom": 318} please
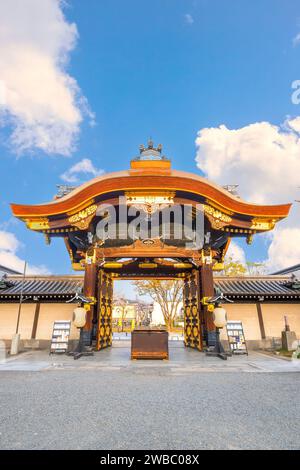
{"left": 11, "top": 141, "right": 291, "bottom": 352}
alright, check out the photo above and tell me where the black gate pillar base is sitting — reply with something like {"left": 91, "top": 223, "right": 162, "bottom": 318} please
{"left": 67, "top": 328, "right": 94, "bottom": 360}
{"left": 205, "top": 328, "right": 229, "bottom": 360}
{"left": 206, "top": 330, "right": 217, "bottom": 347}
{"left": 206, "top": 351, "right": 228, "bottom": 360}
{"left": 81, "top": 329, "right": 93, "bottom": 347}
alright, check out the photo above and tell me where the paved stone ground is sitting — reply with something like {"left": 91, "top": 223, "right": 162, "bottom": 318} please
{"left": 0, "top": 343, "right": 299, "bottom": 450}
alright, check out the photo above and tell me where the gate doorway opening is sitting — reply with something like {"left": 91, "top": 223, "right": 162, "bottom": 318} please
{"left": 89, "top": 261, "right": 215, "bottom": 353}
{"left": 112, "top": 278, "right": 185, "bottom": 339}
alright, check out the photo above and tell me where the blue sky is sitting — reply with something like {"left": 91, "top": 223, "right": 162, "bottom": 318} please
{"left": 1, "top": 0, "right": 300, "bottom": 286}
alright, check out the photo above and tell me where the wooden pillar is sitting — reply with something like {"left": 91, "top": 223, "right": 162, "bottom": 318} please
{"left": 256, "top": 302, "right": 266, "bottom": 339}
{"left": 200, "top": 263, "right": 216, "bottom": 347}
{"left": 31, "top": 302, "right": 40, "bottom": 339}
{"left": 83, "top": 259, "right": 97, "bottom": 345}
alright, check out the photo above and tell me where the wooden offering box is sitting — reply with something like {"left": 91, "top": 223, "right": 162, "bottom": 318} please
{"left": 131, "top": 328, "right": 169, "bottom": 360}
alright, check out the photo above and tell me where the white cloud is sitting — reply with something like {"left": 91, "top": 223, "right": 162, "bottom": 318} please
{"left": 0, "top": 231, "right": 20, "bottom": 253}
{"left": 293, "top": 33, "right": 300, "bottom": 46}
{"left": 196, "top": 118, "right": 300, "bottom": 204}
{"left": 266, "top": 228, "right": 300, "bottom": 272}
{"left": 224, "top": 241, "right": 246, "bottom": 266}
{"left": 195, "top": 117, "right": 300, "bottom": 271}
{"left": 0, "top": 0, "right": 93, "bottom": 156}
{"left": 0, "top": 229, "right": 49, "bottom": 275}
{"left": 184, "top": 14, "right": 194, "bottom": 24}
{"left": 60, "top": 158, "right": 104, "bottom": 183}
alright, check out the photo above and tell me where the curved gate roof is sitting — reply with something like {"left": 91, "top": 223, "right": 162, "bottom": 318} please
{"left": 11, "top": 168, "right": 291, "bottom": 219}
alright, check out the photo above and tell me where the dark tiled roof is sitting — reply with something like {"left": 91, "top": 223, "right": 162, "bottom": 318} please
{"left": 214, "top": 276, "right": 300, "bottom": 300}
{"left": 0, "top": 264, "right": 22, "bottom": 275}
{"left": 271, "top": 263, "right": 300, "bottom": 276}
{"left": 0, "top": 275, "right": 83, "bottom": 301}
{"left": 0, "top": 275, "right": 299, "bottom": 302}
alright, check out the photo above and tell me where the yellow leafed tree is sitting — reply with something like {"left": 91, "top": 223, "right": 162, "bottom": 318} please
{"left": 133, "top": 279, "right": 183, "bottom": 331}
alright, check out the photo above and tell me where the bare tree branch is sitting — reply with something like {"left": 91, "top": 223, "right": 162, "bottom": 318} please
{"left": 133, "top": 280, "right": 183, "bottom": 331}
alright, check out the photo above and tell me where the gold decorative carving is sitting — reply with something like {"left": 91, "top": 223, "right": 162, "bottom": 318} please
{"left": 204, "top": 200, "right": 234, "bottom": 216}
{"left": 173, "top": 262, "right": 193, "bottom": 269}
{"left": 126, "top": 190, "right": 175, "bottom": 215}
{"left": 85, "top": 247, "right": 97, "bottom": 265}
{"left": 204, "top": 205, "right": 232, "bottom": 224}
{"left": 201, "top": 249, "right": 212, "bottom": 265}
{"left": 138, "top": 262, "right": 158, "bottom": 269}
{"left": 44, "top": 234, "right": 51, "bottom": 245}
{"left": 97, "top": 238, "right": 201, "bottom": 259}
{"left": 68, "top": 204, "right": 97, "bottom": 230}
{"left": 72, "top": 262, "right": 85, "bottom": 271}
{"left": 142, "top": 239, "right": 155, "bottom": 245}
{"left": 103, "top": 262, "right": 123, "bottom": 269}
{"left": 250, "top": 218, "right": 277, "bottom": 231}
{"left": 126, "top": 190, "right": 175, "bottom": 201}
{"left": 25, "top": 218, "right": 49, "bottom": 230}
{"left": 246, "top": 234, "right": 253, "bottom": 245}
{"left": 209, "top": 218, "right": 228, "bottom": 230}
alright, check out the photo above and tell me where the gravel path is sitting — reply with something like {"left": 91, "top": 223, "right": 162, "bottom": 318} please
{"left": 0, "top": 365, "right": 299, "bottom": 450}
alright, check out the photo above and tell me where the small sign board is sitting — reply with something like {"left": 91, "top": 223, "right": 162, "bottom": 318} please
{"left": 50, "top": 320, "right": 71, "bottom": 354}
{"left": 226, "top": 320, "right": 248, "bottom": 355}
